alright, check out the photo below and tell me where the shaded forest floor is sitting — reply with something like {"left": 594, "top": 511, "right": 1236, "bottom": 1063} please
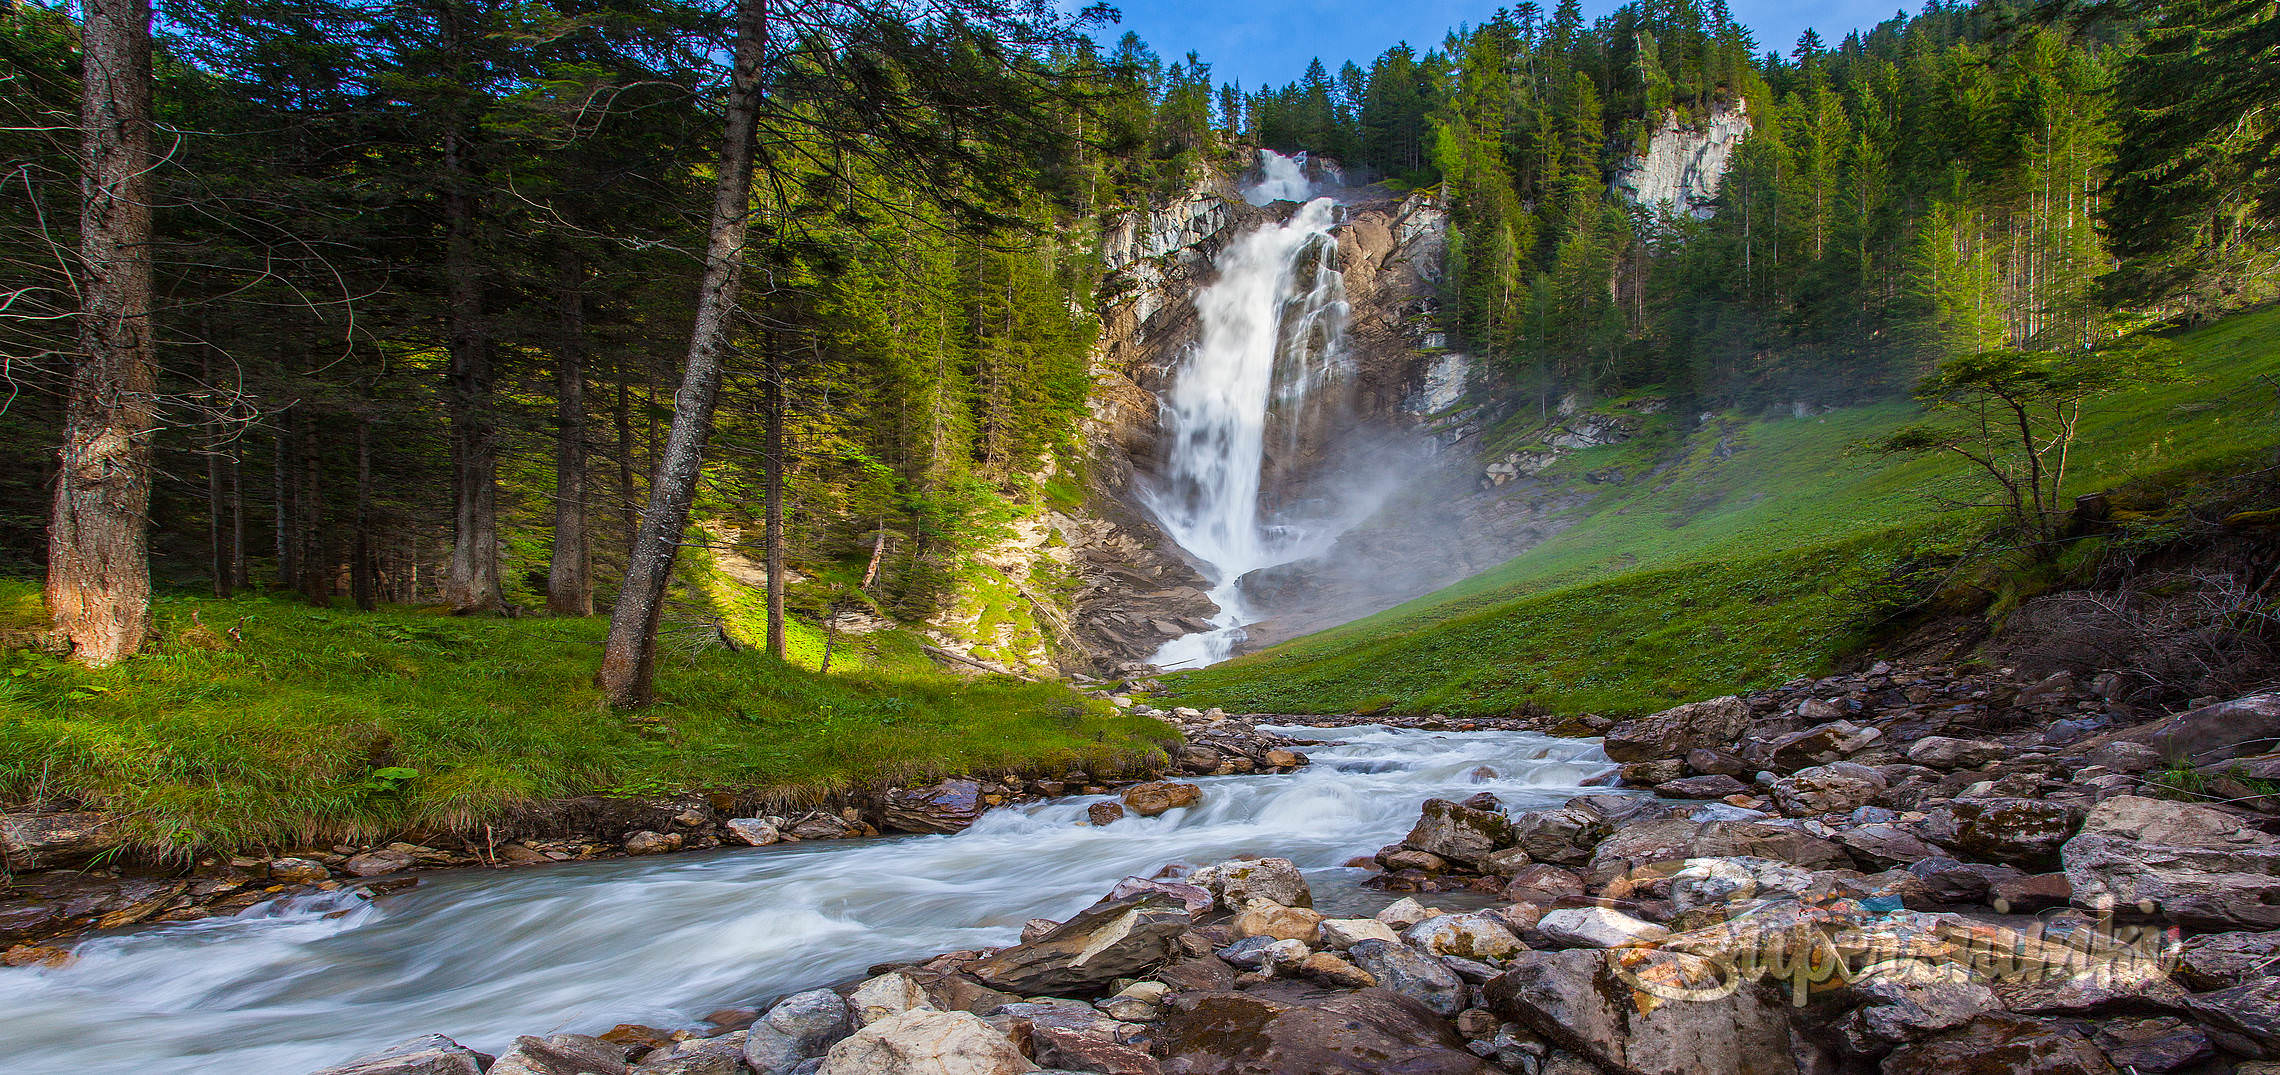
{"left": 1168, "top": 305, "right": 2280, "bottom": 717}
{"left": 0, "top": 584, "right": 1173, "bottom": 857}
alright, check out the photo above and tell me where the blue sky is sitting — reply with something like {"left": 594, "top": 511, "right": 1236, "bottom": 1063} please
{"left": 1099, "top": 0, "right": 1910, "bottom": 91}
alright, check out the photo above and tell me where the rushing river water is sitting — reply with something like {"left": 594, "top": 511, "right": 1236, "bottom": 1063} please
{"left": 0, "top": 725, "right": 1615, "bottom": 1074}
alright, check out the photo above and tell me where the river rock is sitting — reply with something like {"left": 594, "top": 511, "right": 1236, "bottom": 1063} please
{"left": 1231, "top": 900, "right": 1322, "bottom": 942}
{"left": 744, "top": 989, "right": 852, "bottom": 1074}
{"left": 634, "top": 1033, "right": 748, "bottom": 1075}
{"left": 1121, "top": 781, "right": 1201, "bottom": 817}
{"left": 1836, "top": 824, "right": 1942, "bottom": 869}
{"left": 343, "top": 849, "right": 416, "bottom": 877}
{"left": 724, "top": 818, "right": 781, "bottom": 846}
{"left": 2061, "top": 795, "right": 2280, "bottom": 928}
{"left": 850, "top": 972, "right": 934, "bottom": 1027}
{"left": 1657, "top": 774, "right": 1752, "bottom": 799}
{"left": 969, "top": 894, "right": 1189, "bottom": 993}
{"left": 1916, "top": 798, "right": 2079, "bottom": 871}
{"left": 269, "top": 857, "right": 331, "bottom": 884}
{"left": 787, "top": 812, "right": 860, "bottom": 840}
{"left": 1665, "top": 857, "right": 1816, "bottom": 913}
{"left": 816, "top": 1008, "right": 1034, "bottom": 1075}
{"left": 1152, "top": 988, "right": 1490, "bottom": 1074}
{"left": 1105, "top": 876, "right": 1214, "bottom": 917}
{"left": 623, "top": 831, "right": 683, "bottom": 856}
{"left": 1401, "top": 798, "right": 1516, "bottom": 868}
{"left": 1298, "top": 951, "right": 1376, "bottom": 988}
{"left": 1770, "top": 762, "right": 1887, "bottom": 816}
{"left": 1087, "top": 802, "right": 1125, "bottom": 826}
{"left": 1404, "top": 913, "right": 1524, "bottom": 960}
{"left": 487, "top": 1034, "right": 629, "bottom": 1075}
{"left": 1757, "top": 721, "right": 1880, "bottom": 771}
{"left": 2122, "top": 692, "right": 2280, "bottom": 766}
{"left": 310, "top": 1034, "right": 492, "bottom": 1075}
{"left": 1346, "top": 938, "right": 1469, "bottom": 1016}
{"left": 1835, "top": 970, "right": 2000, "bottom": 1053}
{"left": 0, "top": 811, "right": 114, "bottom": 871}
{"left": 1534, "top": 906, "right": 1668, "bottom": 949}
{"left": 1317, "top": 917, "right": 1400, "bottom": 950}
{"left": 1588, "top": 819, "right": 1851, "bottom": 876}
{"left": 1191, "top": 857, "right": 1311, "bottom": 910}
{"left": 1603, "top": 696, "right": 1750, "bottom": 763}
{"left": 883, "top": 779, "right": 985, "bottom": 834}
{"left": 2175, "top": 930, "right": 2280, "bottom": 990}
{"left": 2184, "top": 977, "right": 2280, "bottom": 1059}
{"left": 2092, "top": 1016, "right": 2213, "bottom": 1072}
{"left": 1504, "top": 806, "right": 1610, "bottom": 866}
{"left": 1905, "top": 737, "right": 2006, "bottom": 769}
{"left": 1485, "top": 948, "right": 1813, "bottom": 1075}
{"left": 1880, "top": 1013, "right": 2115, "bottom": 1074}
{"left": 1375, "top": 897, "right": 1434, "bottom": 929}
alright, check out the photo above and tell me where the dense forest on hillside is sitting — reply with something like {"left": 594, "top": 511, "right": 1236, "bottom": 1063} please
{"left": 1, "top": 0, "right": 2275, "bottom": 681}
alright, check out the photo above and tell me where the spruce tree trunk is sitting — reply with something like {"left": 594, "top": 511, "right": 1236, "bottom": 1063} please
{"left": 763, "top": 345, "right": 786, "bottom": 660}
{"left": 442, "top": 126, "right": 503, "bottom": 614}
{"left": 295, "top": 410, "right": 329, "bottom": 603}
{"left": 273, "top": 420, "right": 293, "bottom": 587}
{"left": 547, "top": 257, "right": 593, "bottom": 615}
{"left": 49, "top": 0, "right": 157, "bottom": 666}
{"left": 352, "top": 417, "right": 377, "bottom": 611}
{"left": 596, "top": 0, "right": 769, "bottom": 708}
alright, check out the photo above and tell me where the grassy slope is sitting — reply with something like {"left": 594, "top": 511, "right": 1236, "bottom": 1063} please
{"left": 1169, "top": 307, "right": 2280, "bottom": 717}
{"left": 0, "top": 585, "right": 1172, "bottom": 856}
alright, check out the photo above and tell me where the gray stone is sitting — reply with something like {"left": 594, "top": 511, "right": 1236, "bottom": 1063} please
{"left": 1836, "top": 823, "right": 1942, "bottom": 869}
{"left": 2061, "top": 795, "right": 2280, "bottom": 929}
{"left": 882, "top": 779, "right": 986, "bottom": 834}
{"left": 1880, "top": 1013, "right": 2115, "bottom": 1074}
{"left": 1346, "top": 938, "right": 1469, "bottom": 1016}
{"left": 342, "top": 849, "right": 416, "bottom": 877}
{"left": 1504, "top": 807, "right": 1609, "bottom": 866}
{"left": 969, "top": 895, "right": 1188, "bottom": 993}
{"left": 2183, "top": 976, "right": 2280, "bottom": 1059}
{"left": 745, "top": 989, "right": 852, "bottom": 1074}
{"left": 309, "top": 1035, "right": 491, "bottom": 1075}
{"left": 1485, "top": 948, "right": 1813, "bottom": 1075}
{"left": 1770, "top": 762, "right": 1887, "bottom": 816}
{"left": 1190, "top": 857, "right": 1311, "bottom": 910}
{"left": 1917, "top": 798, "right": 2080, "bottom": 871}
{"left": 2123, "top": 693, "right": 2280, "bottom": 766}
{"left": 1657, "top": 774, "right": 1751, "bottom": 799}
{"left": 635, "top": 1033, "right": 747, "bottom": 1075}
{"left": 1905, "top": 737, "right": 2006, "bottom": 769}
{"left": 1603, "top": 696, "right": 1750, "bottom": 763}
{"left": 1403, "top": 913, "right": 1524, "bottom": 960}
{"left": 1534, "top": 906, "right": 1669, "bottom": 949}
{"left": 724, "top": 818, "right": 781, "bottom": 846}
{"left": 849, "top": 972, "right": 934, "bottom": 1027}
{"left": 0, "top": 811, "right": 114, "bottom": 870}
{"left": 1836, "top": 970, "right": 2000, "bottom": 1053}
{"left": 815, "top": 1009, "right": 1034, "bottom": 1075}
{"left": 1151, "top": 988, "right": 1491, "bottom": 1074}
{"left": 488, "top": 1034, "right": 630, "bottom": 1075}
{"left": 1402, "top": 799, "right": 1515, "bottom": 869}
{"left": 2175, "top": 930, "right": 2280, "bottom": 990}
{"left": 2092, "top": 1016, "right": 2212, "bottom": 1073}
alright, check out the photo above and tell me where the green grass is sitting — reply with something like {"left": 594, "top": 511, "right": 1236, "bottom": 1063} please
{"left": 1169, "top": 306, "right": 2280, "bottom": 717}
{"left": 0, "top": 582, "right": 1174, "bottom": 858}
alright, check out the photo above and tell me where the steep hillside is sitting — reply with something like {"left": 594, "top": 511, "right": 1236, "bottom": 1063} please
{"left": 1166, "top": 306, "right": 2280, "bottom": 716}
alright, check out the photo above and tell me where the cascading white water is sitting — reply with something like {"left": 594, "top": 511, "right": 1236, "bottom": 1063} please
{"left": 0, "top": 727, "right": 1616, "bottom": 1074}
{"left": 1144, "top": 152, "right": 1353, "bottom": 670}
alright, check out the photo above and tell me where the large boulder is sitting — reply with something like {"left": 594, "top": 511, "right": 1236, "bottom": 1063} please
{"left": 1345, "top": 939, "right": 1469, "bottom": 1016}
{"left": 2121, "top": 693, "right": 2280, "bottom": 766}
{"left": 1916, "top": 798, "right": 2081, "bottom": 871}
{"left": 1588, "top": 819, "right": 1851, "bottom": 877}
{"left": 1121, "top": 781, "right": 1202, "bottom": 818}
{"left": 1769, "top": 763, "right": 1887, "bottom": 816}
{"left": 1152, "top": 988, "right": 1491, "bottom": 1075}
{"left": 968, "top": 894, "right": 1189, "bottom": 993}
{"left": 1485, "top": 948, "right": 1816, "bottom": 1075}
{"left": 2060, "top": 795, "right": 2280, "bottom": 929}
{"left": 1879, "top": 1013, "right": 2115, "bottom": 1074}
{"left": 2183, "top": 977, "right": 2280, "bottom": 1059}
{"left": 2175, "top": 931, "right": 2280, "bottom": 990}
{"left": 1505, "top": 806, "right": 1612, "bottom": 866}
{"left": 744, "top": 989, "right": 852, "bottom": 1075}
{"left": 882, "top": 779, "right": 986, "bottom": 834}
{"left": 815, "top": 1008, "right": 1034, "bottom": 1075}
{"left": 1604, "top": 696, "right": 1751, "bottom": 763}
{"left": 1190, "top": 858, "right": 1311, "bottom": 910}
{"left": 1403, "top": 913, "right": 1524, "bottom": 960}
{"left": 1835, "top": 970, "right": 2000, "bottom": 1054}
{"left": 1534, "top": 907, "right": 1669, "bottom": 949}
{"left": 0, "top": 812, "right": 114, "bottom": 871}
{"left": 309, "top": 1035, "right": 492, "bottom": 1075}
{"left": 1402, "top": 798, "right": 1516, "bottom": 869}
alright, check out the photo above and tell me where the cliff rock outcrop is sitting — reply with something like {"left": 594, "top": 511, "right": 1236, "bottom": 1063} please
{"left": 1613, "top": 99, "right": 1751, "bottom": 219}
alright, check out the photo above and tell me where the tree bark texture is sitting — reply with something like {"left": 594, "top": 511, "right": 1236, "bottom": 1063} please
{"left": 595, "top": 0, "right": 769, "bottom": 708}
{"left": 48, "top": 0, "right": 157, "bottom": 666}
{"left": 441, "top": 124, "right": 503, "bottom": 614}
{"left": 548, "top": 256, "right": 593, "bottom": 615}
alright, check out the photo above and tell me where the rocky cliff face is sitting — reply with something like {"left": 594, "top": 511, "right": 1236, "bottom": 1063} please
{"left": 1612, "top": 99, "right": 1751, "bottom": 219}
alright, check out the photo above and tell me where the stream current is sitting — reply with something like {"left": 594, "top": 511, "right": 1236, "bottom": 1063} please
{"left": 0, "top": 725, "right": 1612, "bottom": 1073}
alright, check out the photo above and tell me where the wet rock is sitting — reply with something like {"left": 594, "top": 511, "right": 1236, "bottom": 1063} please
{"left": 1230, "top": 900, "right": 1322, "bottom": 943}
{"left": 1087, "top": 802, "right": 1126, "bottom": 826}
{"left": 634, "top": 1033, "right": 748, "bottom": 1074}
{"left": 309, "top": 1034, "right": 492, "bottom": 1075}
{"left": 623, "top": 831, "right": 683, "bottom": 856}
{"left": 1346, "top": 938, "right": 1469, "bottom": 1016}
{"left": 488, "top": 1034, "right": 630, "bottom": 1075}
{"left": 2061, "top": 795, "right": 2280, "bottom": 928}
{"left": 1121, "top": 781, "right": 1201, "bottom": 818}
{"left": 1380, "top": 848, "right": 1448, "bottom": 873}
{"left": 269, "top": 857, "right": 331, "bottom": 884}
{"left": 1881, "top": 1013, "right": 2114, "bottom": 1074}
{"left": 1403, "top": 913, "right": 1524, "bottom": 960}
{"left": 1620, "top": 759, "right": 1687, "bottom": 785}
{"left": 1191, "top": 857, "right": 1311, "bottom": 910}
{"left": 2175, "top": 930, "right": 2280, "bottom": 990}
{"left": 1484, "top": 948, "right": 1813, "bottom": 1075}
{"left": 2091, "top": 1017, "right": 2213, "bottom": 1072}
{"left": 744, "top": 989, "right": 852, "bottom": 1074}
{"left": 815, "top": 1008, "right": 1034, "bottom": 1075}
{"left": 969, "top": 895, "right": 1189, "bottom": 993}
{"left": 883, "top": 779, "right": 986, "bottom": 834}
{"left": 1402, "top": 799, "right": 1515, "bottom": 869}
{"left": 1657, "top": 774, "right": 1751, "bottom": 800}
{"left": 786, "top": 813, "right": 861, "bottom": 840}
{"left": 1104, "top": 876, "right": 1214, "bottom": 917}
{"left": 724, "top": 819, "right": 781, "bottom": 846}
{"left": 342, "top": 849, "right": 416, "bottom": 877}
{"left": 1603, "top": 696, "right": 1750, "bottom": 763}
{"left": 1504, "top": 807, "right": 1609, "bottom": 866}
{"left": 1533, "top": 907, "right": 1668, "bottom": 949}
{"left": 0, "top": 811, "right": 114, "bottom": 871}
{"left": 1152, "top": 988, "right": 1490, "bottom": 1074}
{"left": 2183, "top": 976, "right": 2280, "bottom": 1058}
{"left": 1916, "top": 798, "right": 2079, "bottom": 871}
{"left": 1770, "top": 762, "right": 1887, "bottom": 816}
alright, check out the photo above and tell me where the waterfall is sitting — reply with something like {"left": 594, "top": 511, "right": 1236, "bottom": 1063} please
{"left": 1143, "top": 152, "right": 1353, "bottom": 670}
